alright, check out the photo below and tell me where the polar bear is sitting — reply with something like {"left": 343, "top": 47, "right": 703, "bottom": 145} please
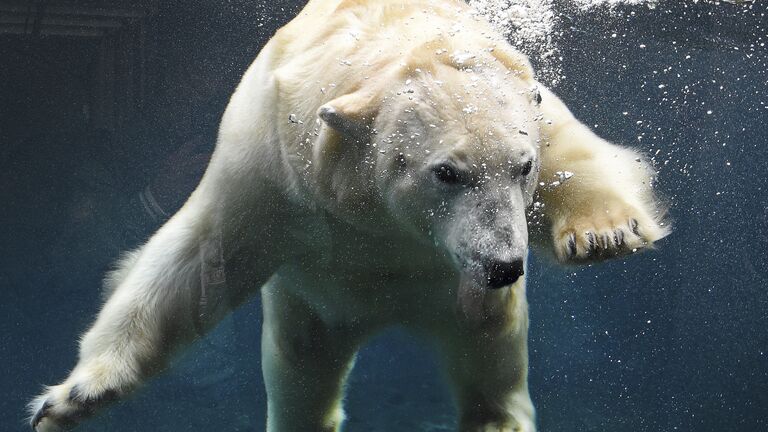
{"left": 29, "top": 0, "right": 668, "bottom": 431}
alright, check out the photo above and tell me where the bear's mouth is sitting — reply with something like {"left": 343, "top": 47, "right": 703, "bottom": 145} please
{"left": 457, "top": 273, "right": 487, "bottom": 320}
{"left": 456, "top": 267, "right": 524, "bottom": 324}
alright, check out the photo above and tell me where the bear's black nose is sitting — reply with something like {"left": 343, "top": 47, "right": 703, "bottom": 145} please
{"left": 485, "top": 258, "right": 525, "bottom": 289}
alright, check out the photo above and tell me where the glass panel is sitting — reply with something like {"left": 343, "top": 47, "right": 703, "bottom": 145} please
{"left": 3, "top": 1, "right": 765, "bottom": 431}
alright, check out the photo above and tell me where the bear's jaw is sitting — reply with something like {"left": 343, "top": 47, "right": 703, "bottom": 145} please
{"left": 456, "top": 272, "right": 527, "bottom": 330}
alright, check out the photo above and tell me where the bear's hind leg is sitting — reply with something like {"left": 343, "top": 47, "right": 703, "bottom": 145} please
{"left": 261, "top": 280, "right": 364, "bottom": 432}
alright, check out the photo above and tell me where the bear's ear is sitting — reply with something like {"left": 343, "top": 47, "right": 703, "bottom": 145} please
{"left": 318, "top": 91, "right": 378, "bottom": 136}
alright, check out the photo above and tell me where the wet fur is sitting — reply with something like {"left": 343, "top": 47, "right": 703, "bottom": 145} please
{"left": 30, "top": 1, "right": 668, "bottom": 431}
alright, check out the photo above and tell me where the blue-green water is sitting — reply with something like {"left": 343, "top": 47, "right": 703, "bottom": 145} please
{"left": 2, "top": 1, "right": 766, "bottom": 431}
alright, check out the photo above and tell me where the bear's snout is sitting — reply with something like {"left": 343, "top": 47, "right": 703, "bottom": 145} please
{"left": 484, "top": 258, "right": 525, "bottom": 289}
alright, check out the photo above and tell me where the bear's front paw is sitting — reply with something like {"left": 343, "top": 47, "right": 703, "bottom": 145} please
{"left": 29, "top": 368, "right": 130, "bottom": 431}
{"left": 552, "top": 201, "right": 669, "bottom": 263}
{"left": 460, "top": 410, "right": 535, "bottom": 432}
{"left": 461, "top": 419, "right": 534, "bottom": 432}
{"left": 29, "top": 383, "right": 121, "bottom": 432}
{"left": 464, "top": 423, "right": 521, "bottom": 432}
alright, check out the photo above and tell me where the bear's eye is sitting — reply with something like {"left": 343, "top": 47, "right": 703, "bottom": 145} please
{"left": 433, "top": 164, "right": 461, "bottom": 184}
{"left": 521, "top": 160, "right": 533, "bottom": 176}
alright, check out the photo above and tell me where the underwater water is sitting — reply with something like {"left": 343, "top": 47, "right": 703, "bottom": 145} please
{"left": 1, "top": 0, "right": 766, "bottom": 431}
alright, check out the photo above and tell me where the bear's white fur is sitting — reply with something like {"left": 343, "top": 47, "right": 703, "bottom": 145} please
{"left": 30, "top": 1, "right": 668, "bottom": 431}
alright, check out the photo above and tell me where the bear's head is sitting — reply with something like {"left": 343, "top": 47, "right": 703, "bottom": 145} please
{"left": 317, "top": 42, "right": 541, "bottom": 292}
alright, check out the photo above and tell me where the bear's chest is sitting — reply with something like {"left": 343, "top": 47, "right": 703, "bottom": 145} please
{"left": 283, "top": 221, "right": 461, "bottom": 324}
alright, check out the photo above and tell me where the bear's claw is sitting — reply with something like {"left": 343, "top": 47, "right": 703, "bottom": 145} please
{"left": 555, "top": 215, "right": 662, "bottom": 263}
{"left": 566, "top": 234, "right": 577, "bottom": 258}
{"left": 30, "top": 400, "right": 50, "bottom": 429}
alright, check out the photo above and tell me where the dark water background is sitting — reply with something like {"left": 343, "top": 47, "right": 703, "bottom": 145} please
{"left": 1, "top": 1, "right": 766, "bottom": 431}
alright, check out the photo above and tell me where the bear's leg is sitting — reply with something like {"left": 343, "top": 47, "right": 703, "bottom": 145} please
{"left": 428, "top": 284, "right": 535, "bottom": 432}
{"left": 535, "top": 84, "right": 670, "bottom": 263}
{"left": 29, "top": 209, "right": 277, "bottom": 432}
{"left": 261, "top": 280, "right": 363, "bottom": 432}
